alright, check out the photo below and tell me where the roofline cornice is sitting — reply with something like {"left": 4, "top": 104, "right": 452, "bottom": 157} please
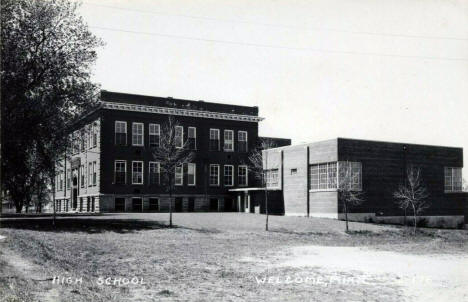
{"left": 100, "top": 101, "right": 264, "bottom": 122}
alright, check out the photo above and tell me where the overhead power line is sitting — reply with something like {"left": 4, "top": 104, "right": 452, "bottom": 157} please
{"left": 83, "top": 2, "right": 468, "bottom": 42}
{"left": 90, "top": 25, "right": 468, "bottom": 62}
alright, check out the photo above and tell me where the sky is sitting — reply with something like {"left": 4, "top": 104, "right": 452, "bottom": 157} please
{"left": 76, "top": 0, "right": 468, "bottom": 179}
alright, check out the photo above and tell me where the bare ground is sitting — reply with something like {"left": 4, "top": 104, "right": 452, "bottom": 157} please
{"left": 0, "top": 213, "right": 467, "bottom": 301}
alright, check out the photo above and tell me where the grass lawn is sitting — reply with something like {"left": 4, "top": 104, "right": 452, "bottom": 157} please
{"left": 0, "top": 213, "right": 467, "bottom": 302}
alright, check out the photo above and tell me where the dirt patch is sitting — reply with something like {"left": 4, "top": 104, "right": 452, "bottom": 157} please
{"left": 274, "top": 245, "right": 468, "bottom": 302}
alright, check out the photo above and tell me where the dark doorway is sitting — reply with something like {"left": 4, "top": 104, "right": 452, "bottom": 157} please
{"left": 115, "top": 198, "right": 125, "bottom": 212}
{"left": 175, "top": 197, "right": 183, "bottom": 212}
{"left": 86, "top": 197, "right": 91, "bottom": 212}
{"left": 224, "top": 198, "right": 233, "bottom": 212}
{"left": 149, "top": 198, "right": 159, "bottom": 211}
{"left": 91, "top": 197, "right": 95, "bottom": 212}
{"left": 65, "top": 200, "right": 69, "bottom": 212}
{"left": 188, "top": 198, "right": 195, "bottom": 212}
{"left": 132, "top": 198, "right": 143, "bottom": 212}
{"left": 79, "top": 197, "right": 83, "bottom": 212}
{"left": 210, "top": 198, "right": 218, "bottom": 212}
{"left": 72, "top": 189, "right": 78, "bottom": 209}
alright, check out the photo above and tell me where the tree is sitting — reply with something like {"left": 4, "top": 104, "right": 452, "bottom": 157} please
{"left": 1, "top": 0, "right": 103, "bottom": 212}
{"left": 338, "top": 162, "right": 364, "bottom": 232}
{"left": 248, "top": 138, "right": 277, "bottom": 231}
{"left": 393, "top": 165, "right": 430, "bottom": 234}
{"left": 151, "top": 117, "right": 194, "bottom": 227}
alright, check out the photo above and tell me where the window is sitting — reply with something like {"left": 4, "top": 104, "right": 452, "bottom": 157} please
{"left": 115, "top": 121, "right": 127, "bottom": 146}
{"left": 290, "top": 168, "right": 297, "bottom": 175}
{"left": 209, "top": 129, "right": 220, "bottom": 151}
{"left": 175, "top": 126, "right": 183, "bottom": 148}
{"left": 88, "top": 163, "right": 92, "bottom": 187}
{"left": 224, "top": 130, "right": 234, "bottom": 151}
{"left": 92, "top": 161, "right": 97, "bottom": 186}
{"left": 80, "top": 165, "right": 85, "bottom": 188}
{"left": 149, "top": 123, "right": 160, "bottom": 148}
{"left": 132, "top": 161, "right": 143, "bottom": 184}
{"left": 80, "top": 129, "right": 85, "bottom": 152}
{"left": 59, "top": 172, "right": 63, "bottom": 190}
{"left": 266, "top": 169, "right": 279, "bottom": 188}
{"left": 175, "top": 166, "right": 183, "bottom": 185}
{"left": 188, "top": 127, "right": 196, "bottom": 150}
{"left": 73, "top": 131, "right": 79, "bottom": 154}
{"left": 92, "top": 122, "right": 97, "bottom": 147}
{"left": 115, "top": 160, "right": 126, "bottom": 184}
{"left": 238, "top": 131, "right": 248, "bottom": 152}
{"left": 224, "top": 165, "right": 234, "bottom": 186}
{"left": 309, "top": 162, "right": 361, "bottom": 191}
{"left": 445, "top": 167, "right": 462, "bottom": 192}
{"left": 187, "top": 163, "right": 196, "bottom": 186}
{"left": 149, "top": 162, "right": 160, "bottom": 185}
{"left": 132, "top": 123, "right": 144, "bottom": 146}
{"left": 209, "top": 164, "right": 220, "bottom": 186}
{"left": 66, "top": 169, "right": 71, "bottom": 189}
{"left": 238, "top": 165, "right": 248, "bottom": 186}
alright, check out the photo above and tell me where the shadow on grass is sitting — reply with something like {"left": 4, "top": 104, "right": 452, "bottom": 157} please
{"left": 0, "top": 217, "right": 221, "bottom": 234}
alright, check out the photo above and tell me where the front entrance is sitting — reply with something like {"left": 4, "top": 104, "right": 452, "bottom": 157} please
{"left": 115, "top": 198, "right": 125, "bottom": 212}
{"left": 132, "top": 198, "right": 143, "bottom": 212}
{"left": 72, "top": 189, "right": 78, "bottom": 209}
{"left": 224, "top": 198, "right": 233, "bottom": 212}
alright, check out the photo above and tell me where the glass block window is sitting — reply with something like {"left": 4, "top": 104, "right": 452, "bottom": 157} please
{"left": 266, "top": 169, "right": 279, "bottom": 188}
{"left": 445, "top": 167, "right": 462, "bottom": 192}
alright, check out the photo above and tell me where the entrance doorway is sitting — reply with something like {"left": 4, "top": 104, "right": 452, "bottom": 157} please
{"left": 188, "top": 198, "right": 195, "bottom": 212}
{"left": 149, "top": 198, "right": 159, "bottom": 211}
{"left": 224, "top": 198, "right": 233, "bottom": 212}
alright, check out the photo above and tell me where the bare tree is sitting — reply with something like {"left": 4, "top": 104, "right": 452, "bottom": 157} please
{"left": 151, "top": 117, "right": 194, "bottom": 227}
{"left": 338, "top": 162, "right": 364, "bottom": 232}
{"left": 393, "top": 165, "right": 430, "bottom": 234}
{"left": 248, "top": 138, "right": 277, "bottom": 231}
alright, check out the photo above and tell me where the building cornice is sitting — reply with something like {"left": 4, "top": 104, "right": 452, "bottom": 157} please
{"left": 101, "top": 101, "right": 264, "bottom": 123}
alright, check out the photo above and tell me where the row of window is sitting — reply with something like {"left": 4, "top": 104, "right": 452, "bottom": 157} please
{"left": 71, "top": 122, "right": 99, "bottom": 155}
{"left": 445, "top": 167, "right": 463, "bottom": 192}
{"left": 115, "top": 121, "right": 248, "bottom": 152}
{"left": 114, "top": 161, "right": 248, "bottom": 187}
{"left": 56, "top": 161, "right": 97, "bottom": 191}
{"left": 308, "top": 161, "right": 362, "bottom": 191}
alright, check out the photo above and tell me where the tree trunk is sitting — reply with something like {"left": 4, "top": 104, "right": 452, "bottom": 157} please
{"left": 412, "top": 204, "right": 417, "bottom": 234}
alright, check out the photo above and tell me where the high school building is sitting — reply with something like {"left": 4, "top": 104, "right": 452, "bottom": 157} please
{"left": 53, "top": 91, "right": 290, "bottom": 213}
{"left": 238, "top": 138, "right": 467, "bottom": 228}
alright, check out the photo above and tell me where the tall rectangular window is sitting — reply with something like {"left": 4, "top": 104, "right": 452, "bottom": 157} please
{"left": 115, "top": 121, "right": 127, "bottom": 146}
{"left": 66, "top": 169, "right": 71, "bottom": 189}
{"left": 209, "top": 129, "right": 220, "bottom": 151}
{"left": 80, "top": 165, "right": 85, "bottom": 188}
{"left": 238, "top": 165, "right": 248, "bottom": 186}
{"left": 88, "top": 163, "right": 92, "bottom": 187}
{"left": 445, "top": 167, "right": 462, "bottom": 192}
{"left": 73, "top": 131, "right": 79, "bottom": 154}
{"left": 149, "top": 162, "right": 160, "bottom": 185}
{"left": 80, "top": 129, "right": 85, "bottom": 152}
{"left": 132, "top": 161, "right": 143, "bottom": 184}
{"left": 175, "top": 126, "right": 183, "bottom": 148}
{"left": 266, "top": 169, "right": 279, "bottom": 188}
{"left": 115, "top": 160, "right": 126, "bottom": 184}
{"left": 188, "top": 127, "right": 196, "bottom": 150}
{"left": 209, "top": 164, "right": 219, "bottom": 186}
{"left": 149, "top": 123, "right": 160, "bottom": 148}
{"left": 59, "top": 172, "right": 63, "bottom": 190}
{"left": 175, "top": 166, "right": 183, "bottom": 185}
{"left": 224, "top": 130, "right": 234, "bottom": 151}
{"left": 87, "top": 125, "right": 92, "bottom": 149}
{"left": 224, "top": 165, "right": 234, "bottom": 186}
{"left": 238, "top": 131, "right": 248, "bottom": 152}
{"left": 187, "top": 163, "right": 196, "bottom": 186}
{"left": 92, "top": 122, "right": 97, "bottom": 148}
{"left": 132, "top": 123, "right": 144, "bottom": 146}
{"left": 92, "top": 161, "right": 97, "bottom": 186}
